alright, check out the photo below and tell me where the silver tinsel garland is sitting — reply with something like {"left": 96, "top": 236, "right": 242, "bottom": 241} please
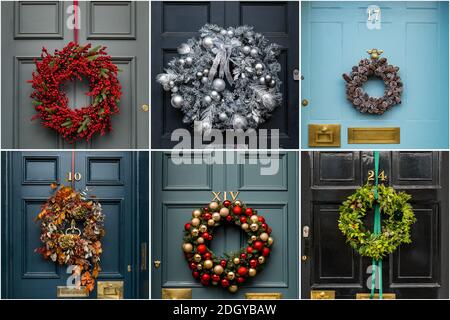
{"left": 156, "top": 24, "right": 282, "bottom": 133}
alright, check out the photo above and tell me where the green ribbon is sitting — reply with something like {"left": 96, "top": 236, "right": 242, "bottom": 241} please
{"left": 370, "top": 151, "right": 383, "bottom": 300}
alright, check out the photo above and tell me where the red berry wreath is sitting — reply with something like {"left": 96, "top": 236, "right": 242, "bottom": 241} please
{"left": 28, "top": 42, "right": 122, "bottom": 143}
{"left": 182, "top": 200, "right": 273, "bottom": 293}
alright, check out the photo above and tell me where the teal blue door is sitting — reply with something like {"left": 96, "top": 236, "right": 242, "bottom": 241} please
{"left": 151, "top": 152, "right": 299, "bottom": 299}
{"left": 301, "top": 1, "right": 449, "bottom": 149}
{"left": 1, "top": 151, "right": 148, "bottom": 299}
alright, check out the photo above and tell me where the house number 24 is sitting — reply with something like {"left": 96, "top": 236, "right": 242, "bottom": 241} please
{"left": 367, "top": 170, "right": 387, "bottom": 182}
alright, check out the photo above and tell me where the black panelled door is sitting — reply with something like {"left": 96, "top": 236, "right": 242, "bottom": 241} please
{"left": 151, "top": 1, "right": 299, "bottom": 148}
{"left": 301, "top": 151, "right": 449, "bottom": 299}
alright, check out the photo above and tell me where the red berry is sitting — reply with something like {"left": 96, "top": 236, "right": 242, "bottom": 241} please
{"left": 258, "top": 216, "right": 265, "bottom": 223}
{"left": 237, "top": 277, "right": 245, "bottom": 284}
{"left": 250, "top": 259, "right": 257, "bottom": 268}
{"left": 192, "top": 271, "right": 199, "bottom": 278}
{"left": 240, "top": 216, "right": 247, "bottom": 224}
{"left": 246, "top": 247, "right": 253, "bottom": 254}
{"left": 212, "top": 274, "right": 220, "bottom": 282}
{"left": 237, "top": 266, "right": 248, "bottom": 276}
{"left": 233, "top": 206, "right": 242, "bottom": 215}
{"left": 223, "top": 200, "right": 231, "bottom": 207}
{"left": 221, "top": 279, "right": 230, "bottom": 287}
{"left": 240, "top": 253, "right": 247, "bottom": 260}
{"left": 197, "top": 244, "right": 207, "bottom": 254}
{"left": 220, "top": 260, "right": 227, "bottom": 267}
{"left": 184, "top": 223, "right": 191, "bottom": 230}
{"left": 245, "top": 208, "right": 253, "bottom": 216}
{"left": 262, "top": 247, "right": 270, "bottom": 257}
{"left": 253, "top": 241, "right": 264, "bottom": 251}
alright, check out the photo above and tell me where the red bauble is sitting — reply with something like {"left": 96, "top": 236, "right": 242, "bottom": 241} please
{"left": 220, "top": 260, "right": 227, "bottom": 267}
{"left": 201, "top": 273, "right": 211, "bottom": 282}
{"left": 190, "top": 262, "right": 197, "bottom": 270}
{"left": 221, "top": 279, "right": 230, "bottom": 287}
{"left": 203, "top": 252, "right": 211, "bottom": 260}
{"left": 237, "top": 266, "right": 248, "bottom": 276}
{"left": 237, "top": 277, "right": 245, "bottom": 284}
{"left": 233, "top": 206, "right": 243, "bottom": 215}
{"left": 203, "top": 207, "right": 209, "bottom": 212}
{"left": 223, "top": 200, "right": 231, "bottom": 207}
{"left": 226, "top": 215, "right": 232, "bottom": 222}
{"left": 204, "top": 213, "right": 212, "bottom": 220}
{"left": 240, "top": 216, "right": 247, "bottom": 224}
{"left": 197, "top": 244, "right": 207, "bottom": 254}
{"left": 253, "top": 241, "right": 264, "bottom": 251}
{"left": 212, "top": 274, "right": 220, "bottom": 282}
{"left": 261, "top": 223, "right": 268, "bottom": 231}
{"left": 262, "top": 247, "right": 271, "bottom": 257}
{"left": 267, "top": 227, "right": 272, "bottom": 234}
{"left": 202, "top": 232, "right": 210, "bottom": 240}
{"left": 258, "top": 216, "right": 265, "bottom": 223}
{"left": 245, "top": 208, "right": 253, "bottom": 216}
{"left": 240, "top": 253, "right": 247, "bottom": 260}
{"left": 246, "top": 246, "right": 253, "bottom": 254}
{"left": 192, "top": 271, "right": 200, "bottom": 278}
{"left": 249, "top": 259, "right": 258, "bottom": 268}
{"left": 184, "top": 223, "right": 191, "bottom": 231}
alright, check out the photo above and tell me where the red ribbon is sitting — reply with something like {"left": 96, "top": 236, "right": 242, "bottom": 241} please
{"left": 71, "top": 151, "right": 75, "bottom": 189}
{"left": 73, "top": 0, "right": 79, "bottom": 44}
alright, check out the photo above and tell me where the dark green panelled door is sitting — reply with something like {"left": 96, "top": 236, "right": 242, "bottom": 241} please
{"left": 152, "top": 151, "right": 299, "bottom": 299}
{"left": 1, "top": 151, "right": 148, "bottom": 299}
{"left": 301, "top": 151, "right": 449, "bottom": 299}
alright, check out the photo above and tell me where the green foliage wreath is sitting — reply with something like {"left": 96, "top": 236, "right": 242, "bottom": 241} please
{"left": 338, "top": 184, "right": 416, "bottom": 260}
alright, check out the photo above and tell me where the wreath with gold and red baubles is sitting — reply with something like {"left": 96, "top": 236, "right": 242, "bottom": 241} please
{"left": 182, "top": 199, "right": 273, "bottom": 293}
{"left": 29, "top": 42, "right": 122, "bottom": 143}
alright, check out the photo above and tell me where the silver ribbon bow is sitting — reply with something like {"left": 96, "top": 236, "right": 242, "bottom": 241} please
{"left": 208, "top": 38, "right": 241, "bottom": 85}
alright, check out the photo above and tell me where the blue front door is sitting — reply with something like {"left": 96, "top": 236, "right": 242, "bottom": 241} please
{"left": 1, "top": 151, "right": 147, "bottom": 299}
{"left": 301, "top": 1, "right": 449, "bottom": 148}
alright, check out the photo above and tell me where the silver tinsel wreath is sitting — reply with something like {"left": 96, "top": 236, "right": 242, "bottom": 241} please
{"left": 156, "top": 24, "right": 282, "bottom": 133}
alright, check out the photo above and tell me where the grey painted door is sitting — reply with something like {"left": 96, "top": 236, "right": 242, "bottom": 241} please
{"left": 301, "top": 151, "right": 449, "bottom": 299}
{"left": 1, "top": 1, "right": 149, "bottom": 149}
{"left": 152, "top": 151, "right": 299, "bottom": 299}
{"left": 1, "top": 151, "right": 148, "bottom": 299}
{"left": 151, "top": 1, "right": 299, "bottom": 148}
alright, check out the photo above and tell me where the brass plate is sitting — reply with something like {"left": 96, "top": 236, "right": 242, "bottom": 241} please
{"left": 97, "top": 281, "right": 124, "bottom": 299}
{"left": 310, "top": 290, "right": 335, "bottom": 299}
{"left": 162, "top": 288, "right": 192, "bottom": 299}
{"left": 356, "top": 293, "right": 396, "bottom": 299}
{"left": 57, "top": 286, "right": 88, "bottom": 298}
{"left": 245, "top": 293, "right": 283, "bottom": 299}
{"left": 348, "top": 127, "right": 400, "bottom": 144}
{"left": 308, "top": 124, "right": 341, "bottom": 147}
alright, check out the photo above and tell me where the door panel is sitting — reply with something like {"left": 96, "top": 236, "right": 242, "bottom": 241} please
{"left": 301, "top": 151, "right": 449, "bottom": 299}
{"left": 152, "top": 151, "right": 299, "bottom": 298}
{"left": 1, "top": 1, "right": 149, "bottom": 149}
{"left": 151, "top": 1, "right": 299, "bottom": 148}
{"left": 301, "top": 1, "right": 449, "bottom": 148}
{"left": 1, "top": 151, "right": 147, "bottom": 299}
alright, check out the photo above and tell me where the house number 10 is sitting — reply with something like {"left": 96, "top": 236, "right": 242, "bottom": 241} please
{"left": 67, "top": 172, "right": 82, "bottom": 182}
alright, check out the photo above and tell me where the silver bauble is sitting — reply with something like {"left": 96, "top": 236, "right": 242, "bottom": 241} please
{"left": 212, "top": 78, "right": 226, "bottom": 92}
{"left": 203, "top": 69, "right": 210, "bottom": 76}
{"left": 171, "top": 86, "right": 179, "bottom": 93}
{"left": 203, "top": 95, "right": 212, "bottom": 105}
{"left": 265, "top": 75, "right": 272, "bottom": 83}
{"left": 259, "top": 77, "right": 266, "bottom": 85}
{"left": 233, "top": 115, "right": 248, "bottom": 130}
{"left": 210, "top": 90, "right": 220, "bottom": 101}
{"left": 178, "top": 58, "right": 185, "bottom": 66}
{"left": 196, "top": 72, "right": 203, "bottom": 78}
{"left": 227, "top": 30, "right": 234, "bottom": 37}
{"left": 268, "top": 79, "right": 276, "bottom": 88}
{"left": 185, "top": 57, "right": 193, "bottom": 66}
{"left": 202, "top": 37, "right": 214, "bottom": 49}
{"left": 262, "top": 93, "right": 275, "bottom": 109}
{"left": 169, "top": 80, "right": 175, "bottom": 88}
{"left": 220, "top": 29, "right": 227, "bottom": 35}
{"left": 242, "top": 46, "right": 251, "bottom": 55}
{"left": 250, "top": 48, "right": 258, "bottom": 57}
{"left": 163, "top": 84, "right": 171, "bottom": 91}
{"left": 241, "top": 73, "right": 246, "bottom": 79}
{"left": 256, "top": 70, "right": 263, "bottom": 76}
{"left": 177, "top": 43, "right": 191, "bottom": 55}
{"left": 219, "top": 112, "right": 228, "bottom": 121}
{"left": 201, "top": 77, "right": 209, "bottom": 84}
{"left": 255, "top": 63, "right": 264, "bottom": 72}
{"left": 170, "top": 95, "right": 184, "bottom": 109}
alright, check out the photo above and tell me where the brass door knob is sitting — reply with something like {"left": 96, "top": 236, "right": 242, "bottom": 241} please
{"left": 302, "top": 99, "right": 309, "bottom": 107}
{"left": 154, "top": 260, "right": 161, "bottom": 268}
{"left": 301, "top": 255, "right": 308, "bottom": 261}
{"left": 141, "top": 104, "right": 149, "bottom": 112}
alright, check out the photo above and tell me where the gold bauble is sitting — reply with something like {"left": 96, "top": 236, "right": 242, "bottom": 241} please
{"left": 212, "top": 212, "right": 221, "bottom": 222}
{"left": 193, "top": 254, "right": 202, "bottom": 262}
{"left": 267, "top": 237, "right": 274, "bottom": 246}
{"left": 233, "top": 257, "right": 240, "bottom": 265}
{"left": 191, "top": 228, "right": 199, "bottom": 237}
{"left": 212, "top": 281, "right": 218, "bottom": 286}
{"left": 241, "top": 223, "right": 249, "bottom": 230}
{"left": 197, "top": 264, "right": 203, "bottom": 270}
{"left": 204, "top": 259, "right": 213, "bottom": 269}
{"left": 250, "top": 215, "right": 259, "bottom": 223}
{"left": 234, "top": 200, "right": 242, "bottom": 206}
{"left": 191, "top": 217, "right": 200, "bottom": 227}
{"left": 251, "top": 235, "right": 257, "bottom": 241}
{"left": 259, "top": 232, "right": 269, "bottom": 242}
{"left": 199, "top": 225, "right": 207, "bottom": 233}
{"left": 248, "top": 268, "right": 257, "bottom": 277}
{"left": 228, "top": 285, "right": 238, "bottom": 293}
{"left": 209, "top": 201, "right": 219, "bottom": 211}
{"left": 182, "top": 243, "right": 193, "bottom": 253}
{"left": 213, "top": 265, "right": 224, "bottom": 275}
{"left": 250, "top": 223, "right": 259, "bottom": 232}
{"left": 207, "top": 219, "right": 215, "bottom": 226}
{"left": 192, "top": 209, "right": 202, "bottom": 218}
{"left": 227, "top": 271, "right": 235, "bottom": 280}
{"left": 258, "top": 256, "right": 265, "bottom": 264}
{"left": 219, "top": 207, "right": 229, "bottom": 217}
{"left": 197, "top": 237, "right": 204, "bottom": 244}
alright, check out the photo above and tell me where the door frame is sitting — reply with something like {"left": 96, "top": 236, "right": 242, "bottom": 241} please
{"left": 1, "top": 151, "right": 149, "bottom": 299}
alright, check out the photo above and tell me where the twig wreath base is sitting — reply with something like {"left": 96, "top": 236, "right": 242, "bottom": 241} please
{"left": 36, "top": 185, "right": 105, "bottom": 293}
{"left": 182, "top": 200, "right": 273, "bottom": 293}
{"left": 29, "top": 42, "right": 122, "bottom": 143}
{"left": 343, "top": 49, "right": 403, "bottom": 115}
{"left": 338, "top": 184, "right": 416, "bottom": 260}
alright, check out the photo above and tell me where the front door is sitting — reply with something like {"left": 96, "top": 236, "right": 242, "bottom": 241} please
{"left": 301, "top": 1, "right": 449, "bottom": 148}
{"left": 1, "top": 151, "right": 148, "bottom": 299}
{"left": 301, "top": 151, "right": 449, "bottom": 299}
{"left": 151, "top": 1, "right": 299, "bottom": 148}
{"left": 152, "top": 151, "right": 299, "bottom": 298}
{"left": 1, "top": 1, "right": 149, "bottom": 149}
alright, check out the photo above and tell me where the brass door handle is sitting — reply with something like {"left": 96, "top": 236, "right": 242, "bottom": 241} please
{"left": 141, "top": 104, "right": 149, "bottom": 112}
{"left": 154, "top": 260, "right": 161, "bottom": 268}
{"left": 302, "top": 99, "right": 309, "bottom": 107}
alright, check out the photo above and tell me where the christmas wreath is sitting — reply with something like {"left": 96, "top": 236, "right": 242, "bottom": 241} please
{"left": 342, "top": 49, "right": 403, "bottom": 115}
{"left": 29, "top": 42, "right": 122, "bottom": 143}
{"left": 182, "top": 200, "right": 273, "bottom": 293}
{"left": 157, "top": 24, "right": 282, "bottom": 133}
{"left": 338, "top": 184, "right": 416, "bottom": 260}
{"left": 36, "top": 185, "right": 105, "bottom": 293}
